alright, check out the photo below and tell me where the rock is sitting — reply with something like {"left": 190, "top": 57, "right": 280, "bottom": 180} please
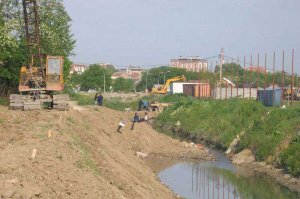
{"left": 232, "top": 149, "right": 255, "bottom": 165}
{"left": 136, "top": 152, "right": 148, "bottom": 158}
{"left": 225, "top": 136, "right": 240, "bottom": 155}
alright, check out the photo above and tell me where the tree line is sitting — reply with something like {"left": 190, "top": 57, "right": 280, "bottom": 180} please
{"left": 70, "top": 64, "right": 135, "bottom": 93}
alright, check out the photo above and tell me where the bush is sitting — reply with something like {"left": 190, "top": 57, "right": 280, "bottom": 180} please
{"left": 103, "top": 98, "right": 138, "bottom": 111}
{"left": 279, "top": 137, "right": 300, "bottom": 177}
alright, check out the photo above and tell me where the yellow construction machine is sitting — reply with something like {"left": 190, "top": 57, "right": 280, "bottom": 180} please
{"left": 9, "top": 0, "right": 68, "bottom": 110}
{"left": 151, "top": 75, "right": 187, "bottom": 94}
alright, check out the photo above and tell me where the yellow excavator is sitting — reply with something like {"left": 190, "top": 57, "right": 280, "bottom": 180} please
{"left": 9, "top": 0, "right": 68, "bottom": 110}
{"left": 151, "top": 75, "right": 187, "bottom": 94}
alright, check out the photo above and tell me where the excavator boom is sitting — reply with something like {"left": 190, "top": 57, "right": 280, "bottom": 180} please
{"left": 152, "top": 75, "right": 187, "bottom": 94}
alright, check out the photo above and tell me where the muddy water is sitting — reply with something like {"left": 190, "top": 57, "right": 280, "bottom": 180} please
{"left": 154, "top": 149, "right": 299, "bottom": 199}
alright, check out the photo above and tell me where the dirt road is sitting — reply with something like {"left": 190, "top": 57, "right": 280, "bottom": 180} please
{"left": 0, "top": 104, "right": 211, "bottom": 199}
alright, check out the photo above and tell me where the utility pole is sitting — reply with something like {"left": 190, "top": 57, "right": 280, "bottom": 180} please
{"left": 219, "top": 48, "right": 224, "bottom": 99}
{"left": 103, "top": 74, "right": 106, "bottom": 92}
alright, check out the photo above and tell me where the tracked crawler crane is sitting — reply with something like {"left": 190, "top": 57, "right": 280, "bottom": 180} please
{"left": 9, "top": 0, "right": 69, "bottom": 110}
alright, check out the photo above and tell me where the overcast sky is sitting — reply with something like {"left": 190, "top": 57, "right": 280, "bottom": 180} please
{"left": 64, "top": 0, "right": 300, "bottom": 72}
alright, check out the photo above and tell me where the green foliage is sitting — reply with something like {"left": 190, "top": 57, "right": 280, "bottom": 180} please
{"left": 113, "top": 78, "right": 135, "bottom": 92}
{"left": 78, "top": 64, "right": 112, "bottom": 91}
{"left": 39, "top": 0, "right": 75, "bottom": 58}
{"left": 280, "top": 136, "right": 300, "bottom": 177}
{"left": 103, "top": 98, "right": 138, "bottom": 111}
{"left": 154, "top": 97, "right": 300, "bottom": 176}
{"left": 66, "top": 91, "right": 94, "bottom": 106}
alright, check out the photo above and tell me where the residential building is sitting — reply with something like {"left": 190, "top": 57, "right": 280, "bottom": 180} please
{"left": 170, "top": 57, "right": 208, "bottom": 72}
{"left": 70, "top": 63, "right": 88, "bottom": 74}
{"left": 112, "top": 66, "right": 144, "bottom": 83}
{"left": 248, "top": 66, "right": 266, "bottom": 74}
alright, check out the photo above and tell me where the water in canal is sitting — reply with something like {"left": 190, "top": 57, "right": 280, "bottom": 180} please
{"left": 157, "top": 149, "right": 299, "bottom": 199}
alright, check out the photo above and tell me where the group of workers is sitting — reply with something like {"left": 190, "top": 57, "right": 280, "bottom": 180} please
{"left": 117, "top": 112, "right": 149, "bottom": 133}
{"left": 93, "top": 94, "right": 150, "bottom": 133}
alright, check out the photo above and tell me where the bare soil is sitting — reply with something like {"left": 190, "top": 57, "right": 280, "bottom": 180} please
{"left": 0, "top": 105, "right": 211, "bottom": 199}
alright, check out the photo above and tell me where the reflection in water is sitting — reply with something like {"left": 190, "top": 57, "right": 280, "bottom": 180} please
{"left": 158, "top": 158, "right": 299, "bottom": 199}
{"left": 191, "top": 166, "right": 240, "bottom": 199}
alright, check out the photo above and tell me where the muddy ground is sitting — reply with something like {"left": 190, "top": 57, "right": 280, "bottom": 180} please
{"left": 0, "top": 104, "right": 212, "bottom": 199}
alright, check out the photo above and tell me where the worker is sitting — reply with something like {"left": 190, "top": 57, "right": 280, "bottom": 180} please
{"left": 97, "top": 93, "right": 103, "bottom": 106}
{"left": 117, "top": 120, "right": 126, "bottom": 133}
{"left": 139, "top": 112, "right": 148, "bottom": 123}
{"left": 131, "top": 112, "right": 140, "bottom": 130}
{"left": 94, "top": 93, "right": 98, "bottom": 105}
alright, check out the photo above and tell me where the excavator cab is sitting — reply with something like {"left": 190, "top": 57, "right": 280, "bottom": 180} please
{"left": 46, "top": 56, "right": 64, "bottom": 91}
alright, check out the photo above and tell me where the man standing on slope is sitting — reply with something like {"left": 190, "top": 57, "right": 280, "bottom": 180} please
{"left": 97, "top": 93, "right": 103, "bottom": 106}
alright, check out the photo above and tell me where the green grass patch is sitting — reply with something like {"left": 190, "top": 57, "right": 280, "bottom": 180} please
{"left": 103, "top": 98, "right": 139, "bottom": 111}
{"left": 279, "top": 136, "right": 300, "bottom": 177}
{"left": 71, "top": 132, "right": 100, "bottom": 176}
{"left": 0, "top": 97, "right": 9, "bottom": 106}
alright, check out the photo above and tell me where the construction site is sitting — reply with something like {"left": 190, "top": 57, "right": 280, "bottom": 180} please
{"left": 1, "top": 0, "right": 300, "bottom": 199}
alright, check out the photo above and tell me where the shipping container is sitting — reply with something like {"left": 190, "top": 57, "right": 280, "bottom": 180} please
{"left": 257, "top": 87, "right": 282, "bottom": 106}
{"left": 170, "top": 82, "right": 198, "bottom": 94}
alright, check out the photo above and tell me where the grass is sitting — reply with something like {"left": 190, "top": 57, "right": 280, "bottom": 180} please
{"left": 154, "top": 96, "right": 300, "bottom": 177}
{"left": 67, "top": 116, "right": 76, "bottom": 124}
{"left": 103, "top": 98, "right": 139, "bottom": 111}
{"left": 0, "top": 97, "right": 9, "bottom": 106}
{"left": 70, "top": 132, "right": 100, "bottom": 176}
{"left": 279, "top": 136, "right": 300, "bottom": 176}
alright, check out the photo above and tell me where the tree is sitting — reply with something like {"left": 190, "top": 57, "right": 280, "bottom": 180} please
{"left": 79, "top": 64, "right": 112, "bottom": 91}
{"left": 113, "top": 78, "right": 135, "bottom": 92}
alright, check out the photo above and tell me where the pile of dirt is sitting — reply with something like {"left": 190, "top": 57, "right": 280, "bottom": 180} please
{"left": 0, "top": 105, "right": 211, "bottom": 199}
{"left": 232, "top": 149, "right": 255, "bottom": 164}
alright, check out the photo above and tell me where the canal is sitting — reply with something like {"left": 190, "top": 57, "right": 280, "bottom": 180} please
{"left": 153, "top": 149, "right": 299, "bottom": 199}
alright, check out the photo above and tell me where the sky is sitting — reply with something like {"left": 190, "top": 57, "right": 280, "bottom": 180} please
{"left": 63, "top": 0, "right": 300, "bottom": 73}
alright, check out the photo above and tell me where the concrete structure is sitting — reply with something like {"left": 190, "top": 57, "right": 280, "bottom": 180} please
{"left": 70, "top": 63, "right": 88, "bottom": 74}
{"left": 212, "top": 87, "right": 258, "bottom": 100}
{"left": 170, "top": 57, "right": 208, "bottom": 72}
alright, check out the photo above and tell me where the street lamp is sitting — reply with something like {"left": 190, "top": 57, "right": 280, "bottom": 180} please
{"left": 164, "top": 71, "right": 170, "bottom": 84}
{"left": 103, "top": 74, "right": 106, "bottom": 92}
{"left": 146, "top": 72, "right": 151, "bottom": 93}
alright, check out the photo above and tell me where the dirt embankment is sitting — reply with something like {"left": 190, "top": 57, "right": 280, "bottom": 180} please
{"left": 0, "top": 104, "right": 211, "bottom": 199}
